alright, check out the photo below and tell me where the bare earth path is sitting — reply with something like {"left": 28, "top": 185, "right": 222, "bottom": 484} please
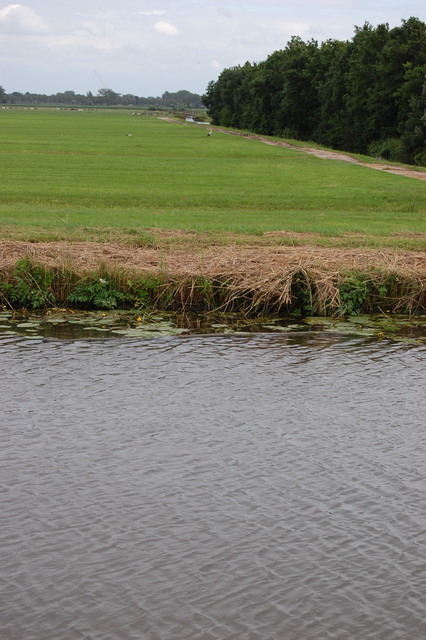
{"left": 255, "top": 137, "right": 426, "bottom": 181}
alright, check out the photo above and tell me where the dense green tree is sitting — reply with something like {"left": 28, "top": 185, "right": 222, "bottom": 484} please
{"left": 250, "top": 54, "right": 287, "bottom": 134}
{"left": 96, "top": 88, "right": 121, "bottom": 105}
{"left": 343, "top": 22, "right": 391, "bottom": 151}
{"left": 279, "top": 37, "right": 324, "bottom": 139}
{"left": 161, "top": 90, "right": 203, "bottom": 108}
{"left": 399, "top": 77, "right": 426, "bottom": 164}
{"left": 314, "top": 39, "right": 352, "bottom": 148}
{"left": 202, "top": 67, "right": 245, "bottom": 126}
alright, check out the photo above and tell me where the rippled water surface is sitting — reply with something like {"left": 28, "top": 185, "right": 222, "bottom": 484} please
{"left": 1, "top": 331, "right": 425, "bottom": 640}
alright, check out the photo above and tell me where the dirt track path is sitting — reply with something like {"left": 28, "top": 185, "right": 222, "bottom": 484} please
{"left": 162, "top": 118, "right": 426, "bottom": 181}
{"left": 253, "top": 135, "right": 426, "bottom": 181}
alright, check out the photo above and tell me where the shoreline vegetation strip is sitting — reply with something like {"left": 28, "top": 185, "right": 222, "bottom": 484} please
{"left": 0, "top": 251, "right": 424, "bottom": 316}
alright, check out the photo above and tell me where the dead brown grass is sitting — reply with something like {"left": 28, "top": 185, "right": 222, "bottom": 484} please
{"left": 1, "top": 239, "right": 425, "bottom": 277}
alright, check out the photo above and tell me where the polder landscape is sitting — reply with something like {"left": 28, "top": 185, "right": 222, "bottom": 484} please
{"left": 0, "top": 105, "right": 425, "bottom": 340}
{"left": 1, "top": 15, "right": 426, "bottom": 640}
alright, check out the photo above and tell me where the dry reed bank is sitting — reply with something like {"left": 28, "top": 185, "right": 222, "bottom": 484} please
{"left": 1, "top": 237, "right": 425, "bottom": 316}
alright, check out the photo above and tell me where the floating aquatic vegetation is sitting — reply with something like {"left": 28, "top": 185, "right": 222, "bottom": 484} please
{"left": 0, "top": 309, "right": 424, "bottom": 344}
{"left": 262, "top": 325, "right": 293, "bottom": 332}
{"left": 16, "top": 322, "right": 42, "bottom": 328}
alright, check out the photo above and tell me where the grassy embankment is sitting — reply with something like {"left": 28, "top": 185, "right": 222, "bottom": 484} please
{"left": 0, "top": 108, "right": 425, "bottom": 315}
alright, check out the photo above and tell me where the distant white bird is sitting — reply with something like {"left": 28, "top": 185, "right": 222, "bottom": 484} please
{"left": 207, "top": 130, "right": 212, "bottom": 136}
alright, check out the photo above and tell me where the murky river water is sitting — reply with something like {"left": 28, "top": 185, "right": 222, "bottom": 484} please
{"left": 1, "top": 329, "right": 425, "bottom": 640}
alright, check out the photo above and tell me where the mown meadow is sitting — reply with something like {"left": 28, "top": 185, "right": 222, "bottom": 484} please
{"left": 0, "top": 108, "right": 425, "bottom": 248}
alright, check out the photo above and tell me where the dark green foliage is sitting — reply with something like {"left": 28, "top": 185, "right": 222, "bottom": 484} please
{"left": 399, "top": 75, "right": 426, "bottom": 164}
{"left": 129, "top": 275, "right": 165, "bottom": 310}
{"left": 338, "top": 275, "right": 370, "bottom": 316}
{"left": 1, "top": 258, "right": 56, "bottom": 308}
{"left": 67, "top": 278, "right": 132, "bottom": 309}
{"left": 66, "top": 273, "right": 166, "bottom": 310}
{"left": 367, "top": 137, "right": 403, "bottom": 161}
{"left": 295, "top": 286, "right": 313, "bottom": 316}
{"left": 203, "top": 17, "right": 426, "bottom": 164}
{"left": 336, "top": 272, "right": 421, "bottom": 316}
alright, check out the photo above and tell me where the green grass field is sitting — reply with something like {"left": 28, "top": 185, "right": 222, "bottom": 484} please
{"left": 0, "top": 108, "right": 425, "bottom": 248}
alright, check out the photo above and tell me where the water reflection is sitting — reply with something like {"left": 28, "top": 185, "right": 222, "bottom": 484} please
{"left": 1, "top": 333, "right": 425, "bottom": 640}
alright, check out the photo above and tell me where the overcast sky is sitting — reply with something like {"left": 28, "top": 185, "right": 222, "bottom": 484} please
{"left": 1, "top": 1, "right": 425, "bottom": 97}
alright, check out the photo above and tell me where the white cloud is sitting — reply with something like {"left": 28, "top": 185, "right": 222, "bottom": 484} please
{"left": 0, "top": 4, "right": 49, "bottom": 34}
{"left": 210, "top": 59, "right": 222, "bottom": 70}
{"left": 47, "top": 34, "right": 121, "bottom": 52}
{"left": 154, "top": 21, "right": 179, "bottom": 36}
{"left": 272, "top": 20, "right": 311, "bottom": 37}
{"left": 76, "top": 10, "right": 166, "bottom": 20}
{"left": 76, "top": 21, "right": 105, "bottom": 37}
{"left": 136, "top": 11, "right": 165, "bottom": 16}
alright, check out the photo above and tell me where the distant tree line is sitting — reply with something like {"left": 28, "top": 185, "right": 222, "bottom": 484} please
{"left": 202, "top": 17, "right": 426, "bottom": 165}
{"left": 0, "top": 87, "right": 204, "bottom": 109}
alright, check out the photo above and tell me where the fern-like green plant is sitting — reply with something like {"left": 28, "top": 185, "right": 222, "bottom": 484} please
{"left": 67, "top": 278, "right": 131, "bottom": 309}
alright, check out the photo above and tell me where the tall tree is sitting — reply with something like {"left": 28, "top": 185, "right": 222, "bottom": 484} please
{"left": 344, "top": 22, "right": 390, "bottom": 152}
{"left": 314, "top": 39, "right": 352, "bottom": 148}
{"left": 96, "top": 88, "right": 121, "bottom": 105}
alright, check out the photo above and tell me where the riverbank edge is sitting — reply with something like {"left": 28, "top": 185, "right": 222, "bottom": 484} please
{"left": 0, "top": 246, "right": 425, "bottom": 316}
